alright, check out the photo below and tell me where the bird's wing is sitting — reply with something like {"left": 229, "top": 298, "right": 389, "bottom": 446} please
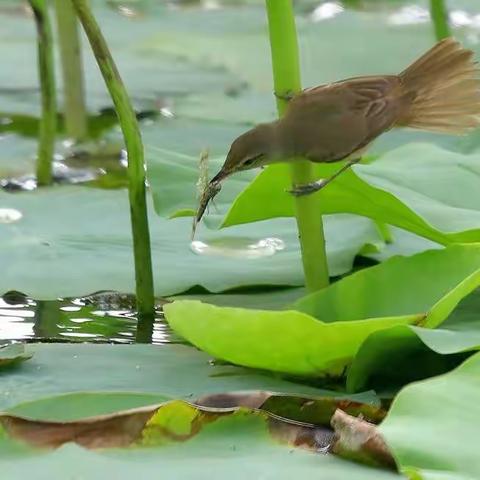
{"left": 284, "top": 76, "right": 406, "bottom": 163}
{"left": 305, "top": 75, "right": 404, "bottom": 130}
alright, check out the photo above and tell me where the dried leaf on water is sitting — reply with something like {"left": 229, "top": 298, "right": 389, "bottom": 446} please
{"left": 331, "top": 409, "right": 395, "bottom": 469}
{"left": 0, "top": 392, "right": 384, "bottom": 452}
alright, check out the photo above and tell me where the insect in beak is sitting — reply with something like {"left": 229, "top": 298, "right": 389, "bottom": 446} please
{"left": 191, "top": 150, "right": 220, "bottom": 240}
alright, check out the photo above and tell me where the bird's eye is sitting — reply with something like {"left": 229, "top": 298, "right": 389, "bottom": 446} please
{"left": 243, "top": 154, "right": 263, "bottom": 167}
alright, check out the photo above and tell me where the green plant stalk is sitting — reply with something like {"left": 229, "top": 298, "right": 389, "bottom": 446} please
{"left": 135, "top": 317, "right": 154, "bottom": 344}
{"left": 71, "top": 0, "right": 155, "bottom": 319}
{"left": 29, "top": 0, "right": 56, "bottom": 186}
{"left": 265, "top": 0, "right": 329, "bottom": 291}
{"left": 54, "top": 0, "right": 88, "bottom": 141}
{"left": 429, "top": 0, "right": 451, "bottom": 40}
{"left": 375, "top": 221, "right": 393, "bottom": 244}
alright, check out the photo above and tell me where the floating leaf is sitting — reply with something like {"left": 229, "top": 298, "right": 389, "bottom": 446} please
{"left": 165, "top": 245, "right": 480, "bottom": 376}
{"left": 0, "top": 343, "right": 401, "bottom": 478}
{"left": 380, "top": 351, "right": 480, "bottom": 480}
{"left": 0, "top": 134, "right": 37, "bottom": 179}
{"left": 294, "top": 245, "right": 480, "bottom": 329}
{"left": 331, "top": 409, "right": 395, "bottom": 469}
{"left": 0, "top": 343, "right": 377, "bottom": 413}
{"left": 347, "top": 325, "right": 469, "bottom": 395}
{"left": 164, "top": 300, "right": 421, "bottom": 376}
{"left": 2, "top": 394, "right": 385, "bottom": 449}
{"left": 0, "top": 2, "right": 240, "bottom": 117}
{"left": 0, "top": 187, "right": 380, "bottom": 298}
{"left": 0, "top": 408, "right": 400, "bottom": 480}
{"left": 348, "top": 289, "right": 480, "bottom": 393}
{"left": 0, "top": 344, "right": 32, "bottom": 370}
{"left": 174, "top": 286, "right": 306, "bottom": 310}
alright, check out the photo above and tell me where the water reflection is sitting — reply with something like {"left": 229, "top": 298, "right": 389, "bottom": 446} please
{"left": 0, "top": 208, "right": 22, "bottom": 223}
{"left": 0, "top": 163, "right": 99, "bottom": 192}
{"left": 0, "top": 293, "right": 172, "bottom": 345}
{"left": 388, "top": 5, "right": 429, "bottom": 25}
{"left": 191, "top": 236, "right": 285, "bottom": 259}
{"left": 311, "top": 2, "right": 344, "bottom": 22}
{"left": 450, "top": 10, "right": 480, "bottom": 29}
{"left": 388, "top": 5, "right": 480, "bottom": 29}
{"left": 109, "top": 0, "right": 221, "bottom": 15}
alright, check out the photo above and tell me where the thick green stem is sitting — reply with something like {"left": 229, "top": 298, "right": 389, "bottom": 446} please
{"left": 71, "top": 0, "right": 155, "bottom": 320}
{"left": 30, "top": 0, "right": 56, "bottom": 186}
{"left": 54, "top": 0, "right": 88, "bottom": 141}
{"left": 135, "top": 316, "right": 154, "bottom": 344}
{"left": 429, "top": 0, "right": 450, "bottom": 41}
{"left": 265, "top": 0, "right": 329, "bottom": 291}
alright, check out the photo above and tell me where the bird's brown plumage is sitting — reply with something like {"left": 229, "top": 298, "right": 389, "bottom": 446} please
{"left": 397, "top": 38, "right": 480, "bottom": 133}
{"left": 196, "top": 38, "right": 480, "bottom": 225}
{"left": 278, "top": 38, "right": 480, "bottom": 163}
{"left": 278, "top": 75, "right": 410, "bottom": 162}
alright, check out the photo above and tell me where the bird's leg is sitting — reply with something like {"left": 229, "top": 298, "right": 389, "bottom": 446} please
{"left": 274, "top": 90, "right": 295, "bottom": 102}
{"left": 289, "top": 157, "right": 362, "bottom": 196}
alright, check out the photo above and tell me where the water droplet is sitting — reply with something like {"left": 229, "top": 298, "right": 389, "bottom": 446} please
{"left": 190, "top": 237, "right": 285, "bottom": 259}
{"left": 203, "top": 0, "right": 220, "bottom": 10}
{"left": 117, "top": 5, "right": 138, "bottom": 17}
{"left": 160, "top": 107, "right": 174, "bottom": 118}
{"left": 53, "top": 162, "right": 99, "bottom": 184}
{"left": 311, "top": 2, "right": 343, "bottom": 22}
{"left": 0, "top": 208, "right": 22, "bottom": 224}
{"left": 120, "top": 149, "right": 128, "bottom": 167}
{"left": 62, "top": 138, "right": 75, "bottom": 149}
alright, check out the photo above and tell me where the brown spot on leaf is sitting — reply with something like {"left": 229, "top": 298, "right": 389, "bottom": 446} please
{"left": 1, "top": 410, "right": 154, "bottom": 449}
{"left": 196, "top": 391, "right": 271, "bottom": 409}
{"left": 331, "top": 409, "right": 396, "bottom": 470}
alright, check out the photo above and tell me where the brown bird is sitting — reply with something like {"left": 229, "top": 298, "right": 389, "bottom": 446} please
{"left": 195, "top": 38, "right": 480, "bottom": 224}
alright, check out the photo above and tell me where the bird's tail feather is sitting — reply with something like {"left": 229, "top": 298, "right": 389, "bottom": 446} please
{"left": 397, "top": 38, "right": 480, "bottom": 134}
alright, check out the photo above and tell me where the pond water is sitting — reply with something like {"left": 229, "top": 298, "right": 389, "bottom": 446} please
{"left": 0, "top": 292, "right": 172, "bottom": 345}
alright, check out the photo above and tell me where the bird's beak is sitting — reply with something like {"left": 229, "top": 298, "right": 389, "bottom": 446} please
{"left": 209, "top": 166, "right": 230, "bottom": 184}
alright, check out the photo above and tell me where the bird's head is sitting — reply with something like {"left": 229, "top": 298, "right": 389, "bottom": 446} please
{"left": 210, "top": 122, "right": 280, "bottom": 183}
{"left": 193, "top": 122, "right": 281, "bottom": 229}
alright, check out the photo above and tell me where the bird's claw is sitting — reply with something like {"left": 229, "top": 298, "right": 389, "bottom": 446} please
{"left": 289, "top": 179, "right": 327, "bottom": 197}
{"left": 274, "top": 90, "right": 295, "bottom": 102}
